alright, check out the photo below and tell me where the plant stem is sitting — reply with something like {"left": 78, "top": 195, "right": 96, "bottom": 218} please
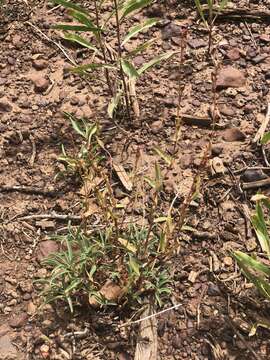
{"left": 93, "top": 0, "right": 113, "bottom": 96}
{"left": 207, "top": 0, "right": 213, "bottom": 56}
{"left": 173, "top": 27, "right": 188, "bottom": 153}
{"left": 113, "top": 0, "right": 132, "bottom": 122}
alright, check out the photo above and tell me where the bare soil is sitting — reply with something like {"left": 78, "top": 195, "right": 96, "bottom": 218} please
{"left": 1, "top": 0, "right": 270, "bottom": 359}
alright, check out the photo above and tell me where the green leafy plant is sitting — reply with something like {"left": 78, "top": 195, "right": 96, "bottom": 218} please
{"left": 57, "top": 112, "right": 103, "bottom": 180}
{"left": 52, "top": 0, "right": 176, "bottom": 120}
{"left": 194, "top": 0, "right": 228, "bottom": 55}
{"left": 233, "top": 195, "right": 270, "bottom": 300}
{"left": 38, "top": 223, "right": 171, "bottom": 313}
{"left": 38, "top": 113, "right": 175, "bottom": 312}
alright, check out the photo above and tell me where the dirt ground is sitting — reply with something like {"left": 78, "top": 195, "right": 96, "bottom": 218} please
{"left": 0, "top": 0, "right": 270, "bottom": 359}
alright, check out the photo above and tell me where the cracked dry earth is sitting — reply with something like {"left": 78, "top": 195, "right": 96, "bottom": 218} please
{"left": 1, "top": 0, "right": 270, "bottom": 359}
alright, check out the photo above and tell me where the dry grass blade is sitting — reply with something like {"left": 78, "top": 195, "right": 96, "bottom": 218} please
{"left": 113, "top": 162, "right": 133, "bottom": 191}
{"left": 254, "top": 103, "right": 270, "bottom": 143}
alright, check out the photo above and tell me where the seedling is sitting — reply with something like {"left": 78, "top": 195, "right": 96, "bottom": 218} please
{"left": 194, "top": 0, "right": 228, "bottom": 56}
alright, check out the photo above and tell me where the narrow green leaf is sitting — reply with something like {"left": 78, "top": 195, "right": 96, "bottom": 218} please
{"left": 144, "top": 176, "right": 156, "bottom": 189}
{"left": 86, "top": 123, "right": 98, "bottom": 145}
{"left": 63, "top": 33, "right": 98, "bottom": 52}
{"left": 138, "top": 51, "right": 176, "bottom": 75}
{"left": 233, "top": 252, "right": 270, "bottom": 300}
{"left": 129, "top": 256, "right": 140, "bottom": 276}
{"left": 194, "top": 0, "right": 207, "bottom": 25}
{"left": 155, "top": 162, "right": 162, "bottom": 190}
{"left": 66, "top": 296, "right": 74, "bottom": 313}
{"left": 121, "top": 18, "right": 158, "bottom": 46}
{"left": 252, "top": 202, "right": 270, "bottom": 258}
{"left": 108, "top": 90, "right": 122, "bottom": 118}
{"left": 64, "top": 279, "right": 82, "bottom": 294}
{"left": 54, "top": 24, "right": 100, "bottom": 32}
{"left": 261, "top": 132, "right": 270, "bottom": 145}
{"left": 70, "top": 119, "right": 86, "bottom": 138}
{"left": 121, "top": 0, "right": 153, "bottom": 19}
{"left": 127, "top": 39, "right": 155, "bottom": 57}
{"left": 52, "top": 0, "right": 88, "bottom": 15}
{"left": 121, "top": 59, "right": 139, "bottom": 79}
{"left": 233, "top": 251, "right": 270, "bottom": 277}
{"left": 219, "top": 0, "right": 229, "bottom": 11}
{"left": 153, "top": 146, "right": 173, "bottom": 166}
{"left": 69, "top": 10, "right": 94, "bottom": 28}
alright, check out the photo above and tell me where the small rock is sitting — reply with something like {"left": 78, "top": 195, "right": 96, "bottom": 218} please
{"left": 0, "top": 335, "right": 22, "bottom": 360}
{"left": 19, "top": 280, "right": 33, "bottom": 293}
{"left": 211, "top": 145, "right": 223, "bottom": 156}
{"left": 0, "top": 324, "right": 10, "bottom": 337}
{"left": 219, "top": 104, "right": 235, "bottom": 117}
{"left": 133, "top": 56, "right": 144, "bottom": 67}
{"left": 89, "top": 280, "right": 123, "bottom": 307}
{"left": 27, "top": 301, "right": 36, "bottom": 316}
{"left": 118, "top": 352, "right": 132, "bottom": 360}
{"left": 222, "top": 128, "right": 246, "bottom": 142}
{"left": 251, "top": 54, "right": 269, "bottom": 64}
{"left": 40, "top": 344, "right": 50, "bottom": 359}
{"left": 226, "top": 48, "right": 241, "bottom": 61}
{"left": 4, "top": 307, "right": 12, "bottom": 314}
{"left": 0, "top": 99, "right": 12, "bottom": 112}
{"left": 33, "top": 77, "right": 50, "bottom": 93}
{"left": 70, "top": 96, "right": 79, "bottom": 106}
{"left": 35, "top": 268, "right": 48, "bottom": 278}
{"left": 172, "top": 335, "right": 182, "bottom": 349}
{"left": 216, "top": 66, "right": 246, "bottom": 89}
{"left": 12, "top": 34, "right": 23, "bottom": 49}
{"left": 162, "top": 23, "right": 182, "bottom": 40}
{"left": 150, "top": 120, "right": 163, "bottom": 134}
{"left": 207, "top": 282, "right": 220, "bottom": 296}
{"left": 241, "top": 169, "right": 268, "bottom": 183}
{"left": 32, "top": 59, "right": 48, "bottom": 70}
{"left": 7, "top": 57, "right": 16, "bottom": 66}
{"left": 0, "top": 78, "right": 7, "bottom": 85}
{"left": 36, "top": 240, "right": 59, "bottom": 261}
{"left": 18, "top": 95, "right": 31, "bottom": 109}
{"left": 246, "top": 238, "right": 257, "bottom": 252}
{"left": 9, "top": 313, "right": 28, "bottom": 328}
{"left": 188, "top": 38, "right": 206, "bottom": 49}
{"left": 223, "top": 256, "right": 233, "bottom": 266}
{"left": 260, "top": 34, "right": 270, "bottom": 43}
{"left": 210, "top": 157, "right": 225, "bottom": 175}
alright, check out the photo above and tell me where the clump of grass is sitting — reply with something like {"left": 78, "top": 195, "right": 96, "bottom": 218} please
{"left": 38, "top": 115, "right": 175, "bottom": 312}
{"left": 52, "top": 0, "right": 177, "bottom": 122}
{"left": 38, "top": 223, "right": 171, "bottom": 313}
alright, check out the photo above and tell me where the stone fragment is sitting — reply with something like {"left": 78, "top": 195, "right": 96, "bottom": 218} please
{"left": 216, "top": 66, "right": 246, "bottom": 89}
{"left": 226, "top": 48, "right": 241, "bottom": 61}
{"left": 9, "top": 313, "right": 28, "bottom": 328}
{"left": 0, "top": 335, "right": 21, "bottom": 360}
{"left": 32, "top": 59, "right": 48, "bottom": 70}
{"left": 36, "top": 240, "right": 59, "bottom": 261}
{"left": 151, "top": 120, "right": 163, "bottom": 134}
{"left": 188, "top": 38, "right": 207, "bottom": 49}
{"left": 0, "top": 99, "right": 12, "bottom": 112}
{"left": 33, "top": 77, "right": 50, "bottom": 93}
{"left": 222, "top": 128, "right": 246, "bottom": 142}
